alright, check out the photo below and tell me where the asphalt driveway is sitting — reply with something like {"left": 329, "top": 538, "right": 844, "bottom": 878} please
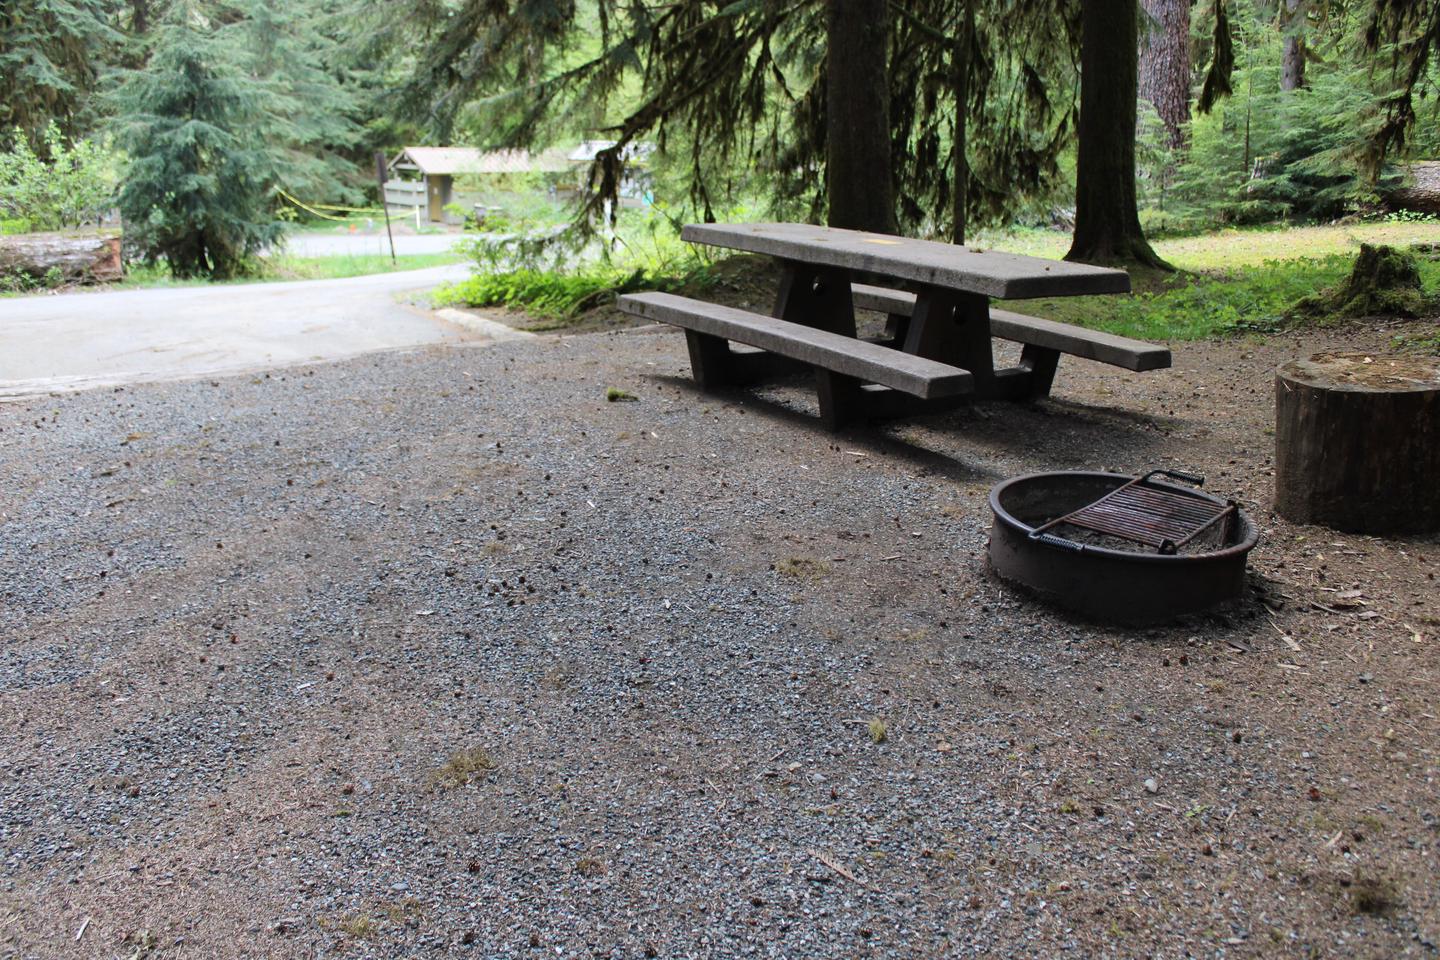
{"left": 0, "top": 265, "right": 473, "bottom": 401}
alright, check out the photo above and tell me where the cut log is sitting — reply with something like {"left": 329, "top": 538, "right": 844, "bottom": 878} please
{"left": 1275, "top": 353, "right": 1440, "bottom": 534}
{"left": 0, "top": 231, "right": 123, "bottom": 285}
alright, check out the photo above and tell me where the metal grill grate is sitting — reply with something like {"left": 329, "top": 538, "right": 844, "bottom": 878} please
{"left": 1030, "top": 469, "right": 1237, "bottom": 555}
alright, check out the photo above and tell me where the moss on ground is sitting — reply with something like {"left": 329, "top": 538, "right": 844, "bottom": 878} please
{"left": 1292, "top": 244, "right": 1433, "bottom": 320}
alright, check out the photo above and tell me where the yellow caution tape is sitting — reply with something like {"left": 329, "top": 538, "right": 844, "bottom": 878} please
{"left": 276, "top": 189, "right": 383, "bottom": 221}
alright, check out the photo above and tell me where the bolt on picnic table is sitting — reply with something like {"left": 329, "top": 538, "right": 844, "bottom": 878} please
{"left": 617, "top": 222, "right": 1172, "bottom": 429}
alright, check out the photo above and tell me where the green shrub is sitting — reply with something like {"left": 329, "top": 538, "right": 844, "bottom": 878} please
{"left": 0, "top": 123, "right": 121, "bottom": 231}
{"left": 1, "top": 265, "right": 64, "bottom": 293}
{"left": 436, "top": 208, "right": 717, "bottom": 321}
{"left": 434, "top": 261, "right": 713, "bottom": 319}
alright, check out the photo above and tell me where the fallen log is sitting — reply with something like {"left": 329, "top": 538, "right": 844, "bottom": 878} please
{"left": 0, "top": 231, "right": 123, "bottom": 285}
{"left": 1387, "top": 161, "right": 1440, "bottom": 216}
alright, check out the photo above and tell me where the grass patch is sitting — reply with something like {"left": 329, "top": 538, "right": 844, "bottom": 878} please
{"left": 1011, "top": 254, "right": 1440, "bottom": 342}
{"left": 337, "top": 914, "right": 377, "bottom": 939}
{"left": 774, "top": 556, "right": 830, "bottom": 579}
{"left": 429, "top": 746, "right": 497, "bottom": 789}
{"left": 868, "top": 718, "right": 889, "bottom": 743}
{"left": 605, "top": 386, "right": 639, "bottom": 402}
{"left": 975, "top": 221, "right": 1440, "bottom": 270}
{"left": 575, "top": 857, "right": 607, "bottom": 877}
{"left": 110, "top": 253, "right": 463, "bottom": 291}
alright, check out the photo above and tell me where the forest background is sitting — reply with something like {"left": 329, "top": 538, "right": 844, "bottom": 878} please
{"left": 1, "top": 0, "right": 1439, "bottom": 302}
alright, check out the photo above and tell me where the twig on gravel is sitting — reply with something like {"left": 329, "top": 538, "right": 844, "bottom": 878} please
{"left": 809, "top": 849, "right": 882, "bottom": 897}
{"left": 75, "top": 917, "right": 90, "bottom": 942}
{"left": 1266, "top": 613, "right": 1303, "bottom": 652}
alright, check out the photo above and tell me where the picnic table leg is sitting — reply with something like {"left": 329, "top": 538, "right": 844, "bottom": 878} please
{"left": 883, "top": 313, "right": 910, "bottom": 347}
{"left": 1018, "top": 344, "right": 1061, "bottom": 399}
{"left": 774, "top": 260, "right": 863, "bottom": 427}
{"left": 774, "top": 261, "right": 858, "bottom": 336}
{"left": 815, "top": 370, "right": 862, "bottom": 429}
{"left": 684, "top": 330, "right": 734, "bottom": 389}
{"left": 903, "top": 289, "right": 995, "bottom": 395}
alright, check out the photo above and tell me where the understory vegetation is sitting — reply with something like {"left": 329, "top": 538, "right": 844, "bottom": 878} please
{"left": 432, "top": 210, "right": 718, "bottom": 320}
{"left": 0, "top": 124, "right": 120, "bottom": 234}
{"left": 1020, "top": 248, "right": 1440, "bottom": 342}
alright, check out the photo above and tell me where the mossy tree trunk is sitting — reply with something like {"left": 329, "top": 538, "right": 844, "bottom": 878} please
{"left": 1139, "top": 0, "right": 1191, "bottom": 150}
{"left": 1281, "top": 0, "right": 1306, "bottom": 92}
{"left": 1066, "top": 0, "right": 1172, "bottom": 270}
{"left": 825, "top": 0, "right": 897, "bottom": 235}
{"left": 951, "top": 0, "right": 974, "bottom": 245}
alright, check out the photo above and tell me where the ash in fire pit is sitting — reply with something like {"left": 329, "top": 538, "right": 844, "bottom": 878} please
{"left": 988, "top": 470, "right": 1259, "bottom": 625}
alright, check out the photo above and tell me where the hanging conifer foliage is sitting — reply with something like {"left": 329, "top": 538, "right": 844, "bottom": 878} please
{"left": 0, "top": 0, "right": 119, "bottom": 151}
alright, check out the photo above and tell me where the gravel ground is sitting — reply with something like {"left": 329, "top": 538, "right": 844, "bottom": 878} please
{"left": 1, "top": 310, "right": 1437, "bottom": 959}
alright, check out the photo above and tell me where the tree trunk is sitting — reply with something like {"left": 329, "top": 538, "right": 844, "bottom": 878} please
{"left": 1280, "top": 0, "right": 1305, "bottom": 91}
{"left": 1066, "top": 0, "right": 1171, "bottom": 269}
{"left": 825, "top": 0, "right": 896, "bottom": 234}
{"left": 1138, "top": 0, "right": 1191, "bottom": 149}
{"left": 951, "top": 1, "right": 974, "bottom": 245}
{"left": 1275, "top": 353, "right": 1440, "bottom": 533}
{"left": 0, "top": 232, "right": 123, "bottom": 284}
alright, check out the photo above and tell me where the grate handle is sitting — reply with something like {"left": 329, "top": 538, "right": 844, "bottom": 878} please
{"left": 1143, "top": 468, "right": 1204, "bottom": 488}
{"left": 1029, "top": 531, "right": 1086, "bottom": 553}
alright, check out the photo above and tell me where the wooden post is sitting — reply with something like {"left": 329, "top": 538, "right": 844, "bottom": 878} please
{"left": 1274, "top": 353, "right": 1440, "bottom": 534}
{"left": 374, "top": 151, "right": 396, "bottom": 264}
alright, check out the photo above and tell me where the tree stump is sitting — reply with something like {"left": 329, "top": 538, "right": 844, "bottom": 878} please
{"left": 0, "top": 232, "right": 123, "bottom": 285}
{"left": 1275, "top": 353, "right": 1440, "bottom": 534}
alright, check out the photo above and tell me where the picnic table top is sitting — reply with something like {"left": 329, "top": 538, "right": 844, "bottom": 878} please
{"left": 681, "top": 222, "right": 1132, "bottom": 300}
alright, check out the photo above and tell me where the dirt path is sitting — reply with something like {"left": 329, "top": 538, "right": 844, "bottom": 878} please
{"left": 0, "top": 316, "right": 1436, "bottom": 958}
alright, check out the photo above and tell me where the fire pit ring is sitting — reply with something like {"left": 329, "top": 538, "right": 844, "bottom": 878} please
{"left": 988, "top": 471, "right": 1260, "bottom": 625}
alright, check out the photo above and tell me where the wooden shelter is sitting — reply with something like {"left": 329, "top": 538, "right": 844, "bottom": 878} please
{"left": 385, "top": 147, "right": 571, "bottom": 222}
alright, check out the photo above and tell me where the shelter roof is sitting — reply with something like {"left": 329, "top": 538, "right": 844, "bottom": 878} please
{"left": 391, "top": 147, "right": 571, "bottom": 175}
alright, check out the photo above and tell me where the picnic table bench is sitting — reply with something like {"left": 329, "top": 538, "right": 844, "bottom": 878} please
{"left": 617, "top": 222, "right": 1170, "bottom": 428}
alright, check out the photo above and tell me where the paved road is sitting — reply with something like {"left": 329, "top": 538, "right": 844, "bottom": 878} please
{"left": 0, "top": 264, "right": 476, "bottom": 401}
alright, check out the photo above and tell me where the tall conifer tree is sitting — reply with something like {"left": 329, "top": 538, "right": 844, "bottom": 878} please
{"left": 111, "top": 1, "right": 281, "bottom": 277}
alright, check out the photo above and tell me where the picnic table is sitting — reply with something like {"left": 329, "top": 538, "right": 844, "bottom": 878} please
{"left": 617, "top": 222, "right": 1171, "bottom": 428}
